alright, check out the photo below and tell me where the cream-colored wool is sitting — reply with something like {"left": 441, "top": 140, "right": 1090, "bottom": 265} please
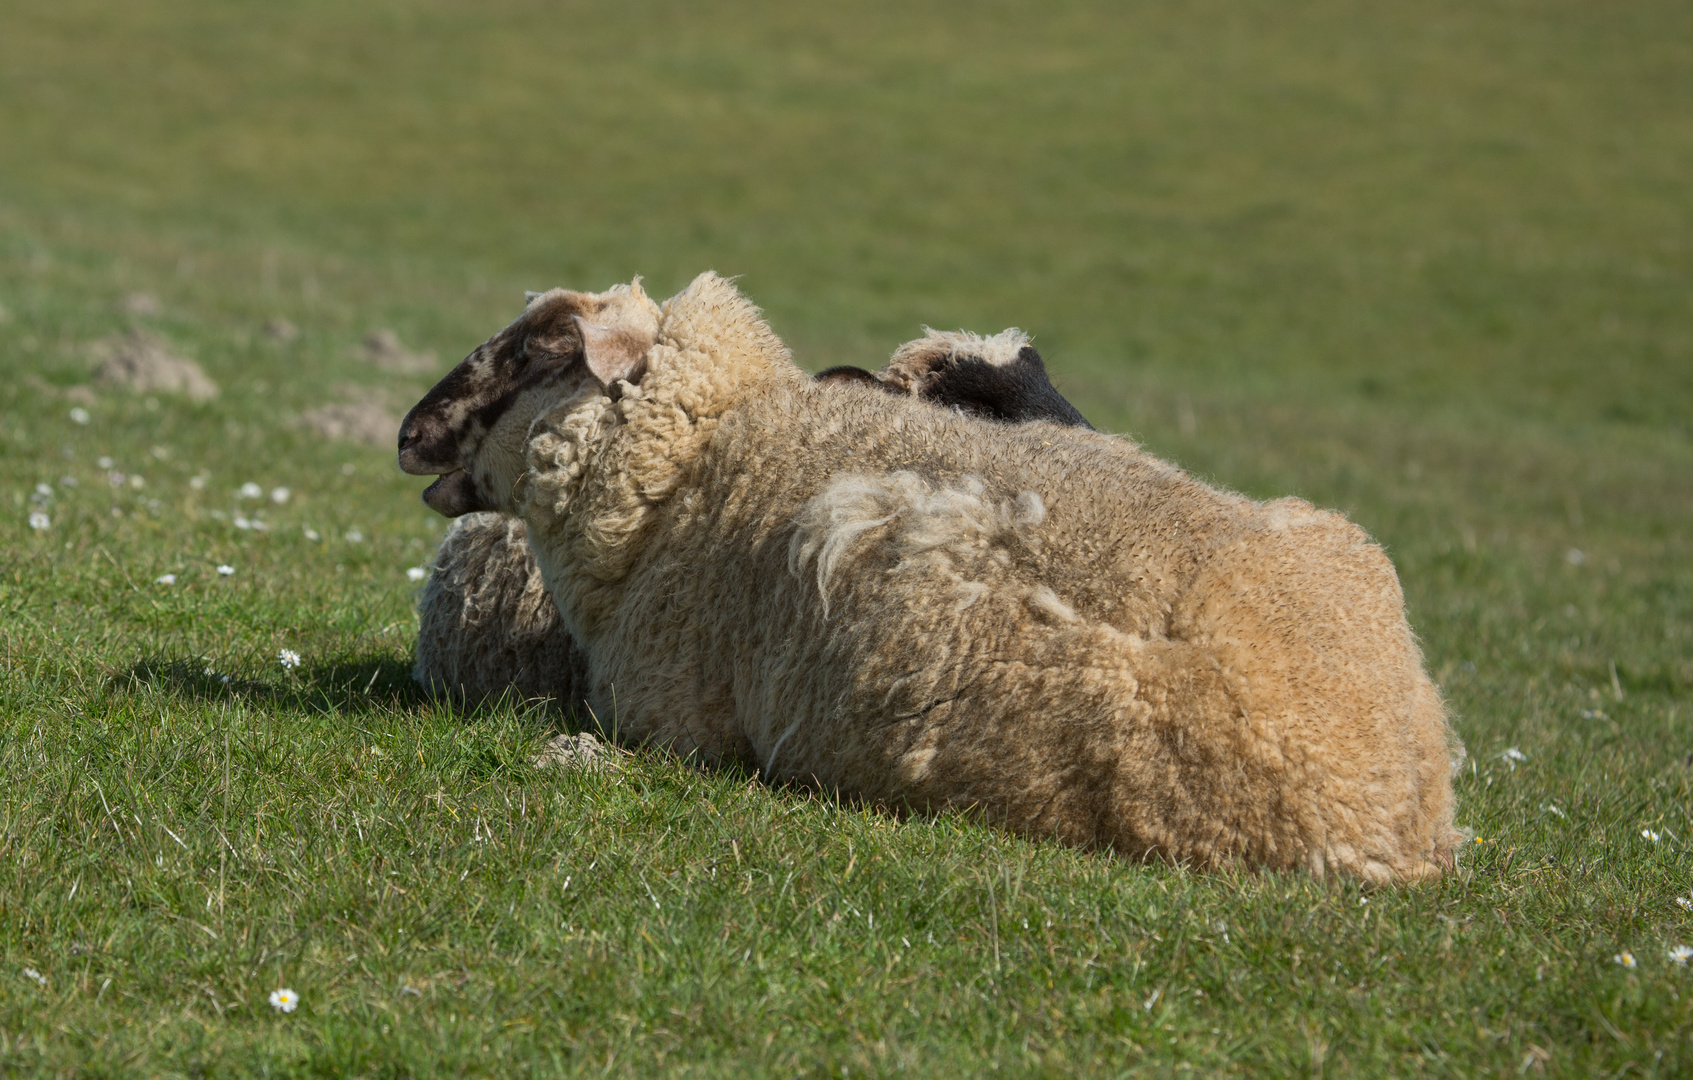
{"left": 410, "top": 325, "right": 1061, "bottom": 708}
{"left": 412, "top": 511, "right": 587, "bottom": 710}
{"left": 473, "top": 273, "right": 1464, "bottom": 882}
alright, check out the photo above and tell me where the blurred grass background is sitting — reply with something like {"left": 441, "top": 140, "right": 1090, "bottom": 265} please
{"left": 3, "top": 0, "right": 1692, "bottom": 1075}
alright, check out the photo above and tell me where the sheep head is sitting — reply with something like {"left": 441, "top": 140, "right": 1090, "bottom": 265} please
{"left": 816, "top": 329, "right": 1092, "bottom": 429}
{"left": 398, "top": 281, "right": 661, "bottom": 516}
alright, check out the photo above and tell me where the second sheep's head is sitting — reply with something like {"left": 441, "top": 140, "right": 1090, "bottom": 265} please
{"left": 398, "top": 281, "right": 661, "bottom": 517}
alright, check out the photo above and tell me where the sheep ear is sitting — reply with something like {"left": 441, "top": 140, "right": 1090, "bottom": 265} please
{"left": 524, "top": 290, "right": 543, "bottom": 304}
{"left": 574, "top": 316, "right": 649, "bottom": 386}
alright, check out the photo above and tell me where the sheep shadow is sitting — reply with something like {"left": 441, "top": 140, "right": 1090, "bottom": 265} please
{"left": 117, "top": 654, "right": 430, "bottom": 717}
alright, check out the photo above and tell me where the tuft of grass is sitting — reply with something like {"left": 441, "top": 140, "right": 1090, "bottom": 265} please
{"left": 3, "top": 1, "right": 1691, "bottom": 1075}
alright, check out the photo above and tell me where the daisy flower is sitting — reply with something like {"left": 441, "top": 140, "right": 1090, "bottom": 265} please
{"left": 270, "top": 487, "right": 290, "bottom": 504}
{"left": 1614, "top": 951, "right": 1637, "bottom": 969}
{"left": 22, "top": 968, "right": 46, "bottom": 987}
{"left": 1500, "top": 747, "right": 1526, "bottom": 764}
{"left": 1670, "top": 945, "right": 1693, "bottom": 966}
{"left": 28, "top": 511, "right": 50, "bottom": 531}
{"left": 216, "top": 564, "right": 235, "bottom": 576}
{"left": 268, "top": 988, "right": 298, "bottom": 1013}
{"left": 69, "top": 407, "right": 91, "bottom": 425}
{"left": 407, "top": 566, "right": 427, "bottom": 582}
{"left": 239, "top": 482, "right": 263, "bottom": 499}
{"left": 1643, "top": 829, "right": 1662, "bottom": 843}
{"left": 155, "top": 574, "right": 177, "bottom": 586}
{"left": 278, "top": 649, "right": 301, "bottom": 670}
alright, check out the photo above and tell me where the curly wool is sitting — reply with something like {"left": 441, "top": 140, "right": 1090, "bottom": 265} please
{"left": 507, "top": 273, "right": 1464, "bottom": 882}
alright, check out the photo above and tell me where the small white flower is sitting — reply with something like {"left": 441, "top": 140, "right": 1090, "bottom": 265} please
{"left": 35, "top": 482, "right": 53, "bottom": 498}
{"left": 155, "top": 573, "right": 177, "bottom": 586}
{"left": 1541, "top": 803, "right": 1566, "bottom": 819}
{"left": 278, "top": 649, "right": 301, "bottom": 670}
{"left": 1643, "top": 829, "right": 1662, "bottom": 843}
{"left": 407, "top": 566, "right": 427, "bottom": 582}
{"left": 345, "top": 529, "right": 364, "bottom": 543}
{"left": 1501, "top": 747, "right": 1527, "bottom": 764}
{"left": 22, "top": 968, "right": 46, "bottom": 987}
{"left": 1358, "top": 895, "right": 1370, "bottom": 906}
{"left": 1677, "top": 896, "right": 1693, "bottom": 911}
{"left": 1670, "top": 945, "right": 1693, "bottom": 965}
{"left": 128, "top": 475, "right": 144, "bottom": 489}
{"left": 97, "top": 456, "right": 114, "bottom": 469}
{"left": 28, "top": 511, "right": 50, "bottom": 531}
{"left": 219, "top": 674, "right": 231, "bottom": 685}
{"left": 189, "top": 475, "right": 208, "bottom": 490}
{"left": 270, "top": 487, "right": 290, "bottom": 504}
{"left": 268, "top": 987, "right": 298, "bottom": 1013}
{"left": 233, "top": 516, "right": 253, "bottom": 530}
{"left": 1614, "top": 951, "right": 1637, "bottom": 969}
{"left": 1566, "top": 548, "right": 1587, "bottom": 566}
{"left": 303, "top": 526, "right": 321, "bottom": 542}
{"left": 69, "top": 407, "right": 91, "bottom": 425}
{"left": 216, "top": 564, "right": 235, "bottom": 576}
{"left": 238, "top": 482, "right": 263, "bottom": 500}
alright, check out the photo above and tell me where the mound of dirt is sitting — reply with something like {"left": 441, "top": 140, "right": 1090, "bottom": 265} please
{"left": 90, "top": 329, "right": 218, "bottom": 402}
{"left": 297, "top": 385, "right": 402, "bottom": 446}
{"left": 357, "top": 329, "right": 438, "bottom": 376}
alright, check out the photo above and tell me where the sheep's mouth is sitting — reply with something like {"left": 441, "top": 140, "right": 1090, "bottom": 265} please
{"left": 421, "top": 470, "right": 492, "bottom": 518}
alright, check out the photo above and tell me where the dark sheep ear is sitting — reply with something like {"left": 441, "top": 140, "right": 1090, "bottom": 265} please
{"left": 574, "top": 316, "right": 650, "bottom": 386}
{"left": 524, "top": 290, "right": 544, "bottom": 305}
{"left": 813, "top": 366, "right": 886, "bottom": 389}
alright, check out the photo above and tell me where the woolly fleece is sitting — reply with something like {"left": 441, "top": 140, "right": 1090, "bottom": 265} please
{"left": 502, "top": 273, "right": 1463, "bottom": 882}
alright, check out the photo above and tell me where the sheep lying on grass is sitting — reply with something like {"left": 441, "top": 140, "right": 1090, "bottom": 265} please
{"left": 400, "top": 273, "right": 1463, "bottom": 882}
{"left": 413, "top": 310, "right": 1092, "bottom": 709}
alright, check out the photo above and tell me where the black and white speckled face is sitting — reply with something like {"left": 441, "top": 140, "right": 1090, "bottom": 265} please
{"left": 398, "top": 283, "right": 659, "bottom": 517}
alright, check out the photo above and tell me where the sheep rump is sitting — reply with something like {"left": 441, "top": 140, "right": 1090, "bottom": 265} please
{"left": 501, "top": 274, "right": 1463, "bottom": 882}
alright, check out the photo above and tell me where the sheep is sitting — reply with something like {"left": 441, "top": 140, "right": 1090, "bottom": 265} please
{"left": 399, "top": 272, "right": 1464, "bottom": 882}
{"left": 412, "top": 315, "right": 1093, "bottom": 709}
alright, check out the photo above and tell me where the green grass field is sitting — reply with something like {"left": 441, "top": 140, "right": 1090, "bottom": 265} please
{"left": 3, "top": 1, "right": 1691, "bottom": 1074}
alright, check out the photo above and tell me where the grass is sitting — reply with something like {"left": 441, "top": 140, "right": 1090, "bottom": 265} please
{"left": 2, "top": 0, "right": 1691, "bottom": 1074}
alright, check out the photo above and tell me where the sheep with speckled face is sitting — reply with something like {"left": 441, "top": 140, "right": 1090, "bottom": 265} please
{"left": 401, "top": 272, "right": 1464, "bottom": 882}
{"left": 411, "top": 320, "right": 1094, "bottom": 710}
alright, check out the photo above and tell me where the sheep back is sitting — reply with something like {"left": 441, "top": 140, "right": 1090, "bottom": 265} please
{"left": 413, "top": 512, "right": 588, "bottom": 711}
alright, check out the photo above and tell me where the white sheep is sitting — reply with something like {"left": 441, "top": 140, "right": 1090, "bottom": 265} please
{"left": 400, "top": 273, "right": 1464, "bottom": 882}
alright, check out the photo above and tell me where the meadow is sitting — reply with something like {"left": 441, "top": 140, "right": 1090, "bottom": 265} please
{"left": 2, "top": 1, "right": 1691, "bottom": 1074}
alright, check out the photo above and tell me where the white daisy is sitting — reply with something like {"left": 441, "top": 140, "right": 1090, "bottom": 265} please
{"left": 268, "top": 987, "right": 298, "bottom": 1013}
{"left": 239, "top": 482, "right": 263, "bottom": 499}
{"left": 278, "top": 649, "right": 301, "bottom": 670}
{"left": 1670, "top": 945, "right": 1693, "bottom": 965}
{"left": 1643, "top": 829, "right": 1662, "bottom": 843}
{"left": 1566, "top": 548, "right": 1586, "bottom": 566}
{"left": 22, "top": 968, "right": 46, "bottom": 987}
{"left": 407, "top": 566, "right": 427, "bottom": 582}
{"left": 1614, "top": 951, "right": 1637, "bottom": 969}
{"left": 216, "top": 564, "right": 235, "bottom": 576}
{"left": 28, "top": 511, "right": 50, "bottom": 531}
{"left": 97, "top": 456, "right": 114, "bottom": 469}
{"left": 270, "top": 487, "right": 290, "bottom": 504}
{"left": 34, "top": 482, "right": 53, "bottom": 498}
{"left": 189, "top": 474, "right": 208, "bottom": 490}
{"left": 303, "top": 526, "right": 321, "bottom": 542}
{"left": 345, "top": 529, "right": 364, "bottom": 543}
{"left": 69, "top": 407, "right": 91, "bottom": 425}
{"left": 1677, "top": 896, "right": 1693, "bottom": 911}
{"left": 155, "top": 574, "right": 177, "bottom": 586}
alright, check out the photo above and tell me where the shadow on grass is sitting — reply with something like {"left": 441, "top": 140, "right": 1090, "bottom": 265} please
{"left": 115, "top": 654, "right": 431, "bottom": 716}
